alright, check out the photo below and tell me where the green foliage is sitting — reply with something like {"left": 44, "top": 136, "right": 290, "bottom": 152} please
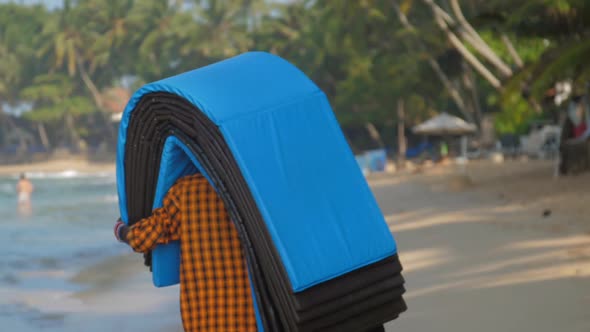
{"left": 0, "top": 0, "right": 589, "bottom": 150}
{"left": 478, "top": 31, "right": 548, "bottom": 65}
{"left": 23, "top": 96, "right": 95, "bottom": 122}
{"left": 490, "top": 92, "right": 535, "bottom": 134}
{"left": 21, "top": 74, "right": 96, "bottom": 122}
{"left": 0, "top": 4, "right": 48, "bottom": 103}
{"left": 466, "top": 0, "right": 590, "bottom": 133}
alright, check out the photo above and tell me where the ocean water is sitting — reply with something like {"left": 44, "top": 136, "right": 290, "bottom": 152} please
{"left": 0, "top": 171, "right": 132, "bottom": 329}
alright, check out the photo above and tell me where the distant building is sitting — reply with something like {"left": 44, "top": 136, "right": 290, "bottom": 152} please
{"left": 102, "top": 87, "right": 131, "bottom": 122}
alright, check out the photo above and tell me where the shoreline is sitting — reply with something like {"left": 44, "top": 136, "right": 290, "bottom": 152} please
{"left": 0, "top": 159, "right": 115, "bottom": 176}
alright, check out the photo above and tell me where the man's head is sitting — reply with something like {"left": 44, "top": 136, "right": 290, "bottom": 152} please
{"left": 20, "top": 173, "right": 26, "bottom": 180}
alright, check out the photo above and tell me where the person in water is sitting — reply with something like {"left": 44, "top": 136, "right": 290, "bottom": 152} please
{"left": 16, "top": 173, "right": 34, "bottom": 204}
{"left": 114, "top": 174, "right": 385, "bottom": 332}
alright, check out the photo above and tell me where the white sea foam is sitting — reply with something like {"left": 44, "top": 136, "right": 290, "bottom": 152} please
{"left": 102, "top": 195, "right": 119, "bottom": 203}
{"left": 25, "top": 170, "right": 81, "bottom": 179}
{"left": 17, "top": 170, "right": 115, "bottom": 180}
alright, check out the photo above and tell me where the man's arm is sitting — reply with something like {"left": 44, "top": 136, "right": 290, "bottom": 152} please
{"left": 115, "top": 189, "right": 181, "bottom": 254}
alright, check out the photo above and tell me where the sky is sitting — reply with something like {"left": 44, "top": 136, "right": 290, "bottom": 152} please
{"left": 1, "top": 0, "right": 294, "bottom": 9}
{"left": 2, "top": 0, "right": 62, "bottom": 10}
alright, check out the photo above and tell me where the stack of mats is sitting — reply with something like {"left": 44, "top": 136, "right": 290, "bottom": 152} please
{"left": 116, "top": 52, "right": 406, "bottom": 331}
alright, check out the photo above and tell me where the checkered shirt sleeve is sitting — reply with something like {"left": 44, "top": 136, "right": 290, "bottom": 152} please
{"left": 127, "top": 190, "right": 181, "bottom": 253}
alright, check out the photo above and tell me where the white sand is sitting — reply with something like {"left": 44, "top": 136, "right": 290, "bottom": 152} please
{"left": 376, "top": 160, "right": 590, "bottom": 332}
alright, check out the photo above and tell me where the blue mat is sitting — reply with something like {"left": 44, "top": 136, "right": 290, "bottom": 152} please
{"left": 117, "top": 52, "right": 397, "bottom": 289}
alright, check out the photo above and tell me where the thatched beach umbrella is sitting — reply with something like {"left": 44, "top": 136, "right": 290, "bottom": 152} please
{"left": 413, "top": 112, "right": 476, "bottom": 136}
{"left": 413, "top": 112, "right": 476, "bottom": 161}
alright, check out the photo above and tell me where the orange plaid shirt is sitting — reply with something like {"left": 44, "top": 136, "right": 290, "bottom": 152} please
{"left": 126, "top": 174, "right": 257, "bottom": 332}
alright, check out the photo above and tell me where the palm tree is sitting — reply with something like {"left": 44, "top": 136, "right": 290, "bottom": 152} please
{"left": 21, "top": 74, "right": 96, "bottom": 149}
{"left": 37, "top": 0, "right": 105, "bottom": 109}
{"left": 125, "top": 0, "right": 191, "bottom": 81}
{"left": 491, "top": 0, "right": 590, "bottom": 99}
{"left": 0, "top": 40, "right": 22, "bottom": 148}
{"left": 182, "top": 0, "right": 266, "bottom": 66}
{"left": 79, "top": 0, "right": 134, "bottom": 82}
{"left": 36, "top": 0, "right": 133, "bottom": 142}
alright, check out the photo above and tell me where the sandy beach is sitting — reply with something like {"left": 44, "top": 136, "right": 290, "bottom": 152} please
{"left": 375, "top": 160, "right": 590, "bottom": 332}
{"left": 3, "top": 159, "right": 588, "bottom": 331}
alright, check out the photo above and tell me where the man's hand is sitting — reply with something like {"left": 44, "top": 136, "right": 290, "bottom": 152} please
{"left": 114, "top": 219, "right": 128, "bottom": 243}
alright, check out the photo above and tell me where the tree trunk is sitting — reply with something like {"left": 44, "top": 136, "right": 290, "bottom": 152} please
{"left": 77, "top": 58, "right": 104, "bottom": 109}
{"left": 447, "top": 0, "right": 513, "bottom": 77}
{"left": 37, "top": 122, "right": 51, "bottom": 150}
{"left": 397, "top": 99, "right": 407, "bottom": 167}
{"left": 427, "top": 57, "right": 474, "bottom": 122}
{"left": 0, "top": 108, "right": 6, "bottom": 148}
{"left": 391, "top": 0, "right": 474, "bottom": 122}
{"left": 0, "top": 108, "right": 18, "bottom": 148}
{"left": 501, "top": 33, "right": 524, "bottom": 68}
{"left": 65, "top": 113, "right": 80, "bottom": 151}
{"left": 463, "top": 61, "right": 483, "bottom": 130}
{"left": 77, "top": 57, "right": 116, "bottom": 140}
{"left": 365, "top": 122, "right": 385, "bottom": 148}
{"left": 426, "top": 1, "right": 502, "bottom": 89}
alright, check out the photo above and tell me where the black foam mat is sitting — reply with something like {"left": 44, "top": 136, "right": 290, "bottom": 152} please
{"left": 122, "top": 93, "right": 406, "bottom": 331}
